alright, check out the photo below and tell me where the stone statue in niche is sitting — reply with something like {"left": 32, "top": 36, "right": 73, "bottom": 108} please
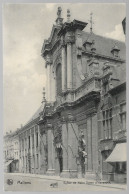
{"left": 53, "top": 125, "right": 62, "bottom": 148}
{"left": 78, "top": 130, "right": 87, "bottom": 158}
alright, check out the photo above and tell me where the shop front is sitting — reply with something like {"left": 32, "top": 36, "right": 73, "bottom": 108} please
{"left": 105, "top": 142, "right": 127, "bottom": 183}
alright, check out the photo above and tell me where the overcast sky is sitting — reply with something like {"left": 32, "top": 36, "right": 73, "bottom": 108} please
{"left": 3, "top": 3, "right": 126, "bottom": 133}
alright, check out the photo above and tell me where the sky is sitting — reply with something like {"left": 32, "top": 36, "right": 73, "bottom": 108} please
{"left": 3, "top": 3, "right": 126, "bottom": 133}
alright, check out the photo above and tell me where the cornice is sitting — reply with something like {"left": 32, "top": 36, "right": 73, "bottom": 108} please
{"left": 53, "top": 91, "right": 100, "bottom": 113}
{"left": 82, "top": 49, "right": 125, "bottom": 63}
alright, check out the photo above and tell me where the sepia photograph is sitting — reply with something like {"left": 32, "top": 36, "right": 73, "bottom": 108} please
{"left": 3, "top": 2, "right": 126, "bottom": 192}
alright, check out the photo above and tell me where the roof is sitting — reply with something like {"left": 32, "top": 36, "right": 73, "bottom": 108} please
{"left": 24, "top": 102, "right": 46, "bottom": 126}
{"left": 108, "top": 82, "right": 126, "bottom": 95}
{"left": 82, "top": 31, "right": 125, "bottom": 60}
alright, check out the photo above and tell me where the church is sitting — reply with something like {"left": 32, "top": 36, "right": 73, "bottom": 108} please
{"left": 4, "top": 7, "right": 126, "bottom": 182}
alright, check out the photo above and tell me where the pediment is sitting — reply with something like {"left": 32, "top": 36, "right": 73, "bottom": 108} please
{"left": 42, "top": 25, "right": 61, "bottom": 57}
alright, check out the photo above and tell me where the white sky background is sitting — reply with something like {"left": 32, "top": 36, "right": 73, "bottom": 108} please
{"left": 3, "top": 3, "right": 126, "bottom": 133}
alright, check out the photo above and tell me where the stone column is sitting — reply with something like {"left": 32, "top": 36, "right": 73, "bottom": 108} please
{"left": 67, "top": 42, "right": 72, "bottom": 89}
{"left": 46, "top": 124, "right": 55, "bottom": 175}
{"left": 61, "top": 121, "right": 69, "bottom": 177}
{"left": 47, "top": 64, "right": 51, "bottom": 101}
{"left": 61, "top": 42, "right": 67, "bottom": 92}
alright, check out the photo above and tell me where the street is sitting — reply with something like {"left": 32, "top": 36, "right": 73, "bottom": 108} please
{"left": 4, "top": 173, "right": 126, "bottom": 192}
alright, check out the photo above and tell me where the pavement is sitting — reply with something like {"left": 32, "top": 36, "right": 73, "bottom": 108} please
{"left": 4, "top": 172, "right": 127, "bottom": 192}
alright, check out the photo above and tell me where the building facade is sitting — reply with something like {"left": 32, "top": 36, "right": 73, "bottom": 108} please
{"left": 4, "top": 130, "right": 20, "bottom": 173}
{"left": 4, "top": 7, "right": 126, "bottom": 183}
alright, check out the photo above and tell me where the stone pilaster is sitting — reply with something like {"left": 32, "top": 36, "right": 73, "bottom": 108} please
{"left": 60, "top": 120, "right": 69, "bottom": 177}
{"left": 34, "top": 126, "right": 36, "bottom": 173}
{"left": 47, "top": 64, "right": 51, "bottom": 101}
{"left": 46, "top": 55, "right": 52, "bottom": 102}
{"left": 38, "top": 125, "right": 41, "bottom": 174}
{"left": 67, "top": 42, "right": 72, "bottom": 90}
{"left": 61, "top": 38, "right": 67, "bottom": 92}
{"left": 30, "top": 129, "right": 33, "bottom": 173}
{"left": 23, "top": 135, "right": 26, "bottom": 173}
{"left": 87, "top": 117, "right": 93, "bottom": 171}
{"left": 51, "top": 72, "right": 56, "bottom": 102}
{"left": 46, "top": 124, "right": 55, "bottom": 175}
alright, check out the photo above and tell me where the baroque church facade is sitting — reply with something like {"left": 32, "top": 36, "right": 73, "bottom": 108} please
{"left": 4, "top": 7, "right": 126, "bottom": 182}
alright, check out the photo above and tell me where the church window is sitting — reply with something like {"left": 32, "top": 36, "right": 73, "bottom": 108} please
{"left": 56, "top": 63, "right": 62, "bottom": 96}
{"left": 103, "top": 82, "right": 109, "bottom": 94}
{"left": 22, "top": 139, "right": 24, "bottom": 150}
{"left": 102, "top": 108, "right": 112, "bottom": 139}
{"left": 25, "top": 138, "right": 27, "bottom": 150}
{"left": 32, "top": 134, "right": 34, "bottom": 148}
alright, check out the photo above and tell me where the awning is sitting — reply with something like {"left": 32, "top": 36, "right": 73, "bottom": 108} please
{"left": 5, "top": 160, "right": 13, "bottom": 167}
{"left": 105, "top": 143, "right": 127, "bottom": 163}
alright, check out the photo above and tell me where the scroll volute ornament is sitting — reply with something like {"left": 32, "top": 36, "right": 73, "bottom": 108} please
{"left": 76, "top": 30, "right": 83, "bottom": 56}
{"left": 65, "top": 32, "right": 75, "bottom": 44}
{"left": 45, "top": 54, "right": 52, "bottom": 67}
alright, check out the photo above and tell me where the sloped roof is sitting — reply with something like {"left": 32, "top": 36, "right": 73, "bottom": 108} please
{"left": 82, "top": 31, "right": 126, "bottom": 60}
{"left": 25, "top": 102, "right": 45, "bottom": 126}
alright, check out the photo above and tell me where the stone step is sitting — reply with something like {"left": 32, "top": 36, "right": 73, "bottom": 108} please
{"left": 85, "top": 172, "right": 97, "bottom": 181}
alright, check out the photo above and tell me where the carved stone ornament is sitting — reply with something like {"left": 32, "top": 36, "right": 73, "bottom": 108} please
{"left": 53, "top": 125, "right": 62, "bottom": 146}
{"left": 45, "top": 55, "right": 52, "bottom": 66}
{"left": 76, "top": 57, "right": 85, "bottom": 81}
{"left": 76, "top": 31, "right": 83, "bottom": 55}
{"left": 61, "top": 36, "right": 65, "bottom": 47}
{"left": 52, "top": 53, "right": 62, "bottom": 78}
{"left": 78, "top": 130, "right": 87, "bottom": 159}
{"left": 65, "top": 32, "right": 75, "bottom": 44}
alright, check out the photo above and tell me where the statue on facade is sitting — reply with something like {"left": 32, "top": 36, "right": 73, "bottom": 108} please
{"left": 57, "top": 7, "right": 62, "bottom": 18}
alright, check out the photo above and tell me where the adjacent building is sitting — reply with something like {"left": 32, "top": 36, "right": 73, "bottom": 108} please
{"left": 4, "top": 7, "right": 126, "bottom": 183}
{"left": 4, "top": 130, "right": 20, "bottom": 173}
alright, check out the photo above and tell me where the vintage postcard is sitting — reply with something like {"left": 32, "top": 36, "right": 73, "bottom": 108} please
{"left": 3, "top": 3, "right": 126, "bottom": 192}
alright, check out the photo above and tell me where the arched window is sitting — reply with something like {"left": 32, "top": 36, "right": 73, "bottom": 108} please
{"left": 56, "top": 63, "right": 62, "bottom": 96}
